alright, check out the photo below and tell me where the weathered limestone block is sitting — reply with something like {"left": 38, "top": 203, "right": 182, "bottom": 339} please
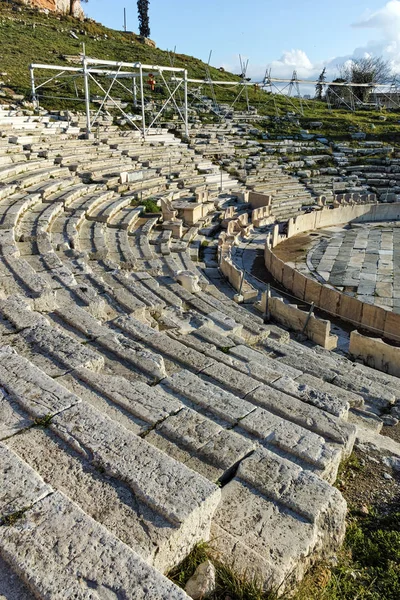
{"left": 22, "top": 323, "right": 104, "bottom": 372}
{"left": 201, "top": 362, "right": 261, "bottom": 398}
{"left": 0, "top": 295, "right": 48, "bottom": 332}
{"left": 4, "top": 256, "right": 50, "bottom": 298}
{"left": 0, "top": 347, "right": 81, "bottom": 418}
{"left": 238, "top": 407, "right": 341, "bottom": 480}
{"left": 0, "top": 444, "right": 52, "bottom": 518}
{"left": 75, "top": 367, "right": 183, "bottom": 426}
{"left": 51, "top": 400, "right": 221, "bottom": 530}
{"left": 229, "top": 344, "right": 303, "bottom": 379}
{"left": 115, "top": 316, "right": 213, "bottom": 373}
{"left": 0, "top": 230, "right": 19, "bottom": 258}
{"left": 296, "top": 373, "right": 364, "bottom": 409}
{"left": 272, "top": 376, "right": 349, "bottom": 418}
{"left": 0, "top": 491, "right": 190, "bottom": 599}
{"left": 175, "top": 269, "right": 201, "bottom": 293}
{"left": 96, "top": 333, "right": 167, "bottom": 381}
{"left": 331, "top": 370, "right": 396, "bottom": 409}
{"left": 0, "top": 391, "right": 33, "bottom": 441}
{"left": 248, "top": 385, "right": 356, "bottom": 456}
{"left": 145, "top": 407, "right": 254, "bottom": 482}
{"left": 211, "top": 448, "right": 347, "bottom": 593}
{"left": 54, "top": 302, "right": 110, "bottom": 339}
{"left": 161, "top": 370, "right": 255, "bottom": 425}
{"left": 6, "top": 424, "right": 195, "bottom": 571}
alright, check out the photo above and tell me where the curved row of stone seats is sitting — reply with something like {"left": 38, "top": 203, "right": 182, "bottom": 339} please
{"left": 0, "top": 111, "right": 394, "bottom": 594}
{"left": 0, "top": 282, "right": 353, "bottom": 592}
{"left": 0, "top": 288, "right": 358, "bottom": 592}
{"left": 186, "top": 122, "right": 317, "bottom": 220}
{"left": 2, "top": 192, "right": 368, "bottom": 440}
{"left": 0, "top": 445, "right": 190, "bottom": 600}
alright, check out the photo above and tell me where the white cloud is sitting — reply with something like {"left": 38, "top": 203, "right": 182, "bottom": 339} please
{"left": 353, "top": 0, "right": 400, "bottom": 40}
{"left": 245, "top": 1, "right": 400, "bottom": 83}
{"left": 221, "top": 50, "right": 321, "bottom": 83}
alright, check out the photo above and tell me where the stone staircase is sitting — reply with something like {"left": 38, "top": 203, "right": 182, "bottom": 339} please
{"left": 0, "top": 108, "right": 397, "bottom": 598}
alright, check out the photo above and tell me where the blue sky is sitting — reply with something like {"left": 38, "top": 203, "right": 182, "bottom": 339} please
{"left": 85, "top": 1, "right": 400, "bottom": 80}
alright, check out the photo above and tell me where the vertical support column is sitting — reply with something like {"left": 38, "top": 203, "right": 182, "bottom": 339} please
{"left": 133, "top": 77, "right": 137, "bottom": 107}
{"left": 29, "top": 66, "right": 38, "bottom": 109}
{"left": 83, "top": 57, "right": 91, "bottom": 135}
{"left": 139, "top": 64, "right": 146, "bottom": 140}
{"left": 263, "top": 284, "right": 271, "bottom": 324}
{"left": 183, "top": 69, "right": 189, "bottom": 138}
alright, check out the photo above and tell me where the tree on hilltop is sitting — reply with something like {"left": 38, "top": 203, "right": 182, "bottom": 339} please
{"left": 137, "top": 0, "right": 150, "bottom": 38}
{"left": 339, "top": 57, "right": 392, "bottom": 103}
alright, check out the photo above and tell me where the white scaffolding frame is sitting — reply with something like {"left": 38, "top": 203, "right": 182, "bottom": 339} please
{"left": 29, "top": 55, "right": 189, "bottom": 138}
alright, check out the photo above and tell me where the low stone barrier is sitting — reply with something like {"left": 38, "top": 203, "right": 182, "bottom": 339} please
{"left": 283, "top": 202, "right": 400, "bottom": 242}
{"left": 265, "top": 203, "right": 400, "bottom": 343}
{"left": 252, "top": 205, "right": 272, "bottom": 227}
{"left": 220, "top": 255, "right": 257, "bottom": 302}
{"left": 238, "top": 190, "right": 272, "bottom": 209}
{"left": 349, "top": 331, "right": 400, "bottom": 377}
{"left": 258, "top": 291, "right": 338, "bottom": 349}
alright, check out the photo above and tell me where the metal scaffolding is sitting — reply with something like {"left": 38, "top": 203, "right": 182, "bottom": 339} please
{"left": 29, "top": 55, "right": 189, "bottom": 138}
{"left": 29, "top": 53, "right": 400, "bottom": 136}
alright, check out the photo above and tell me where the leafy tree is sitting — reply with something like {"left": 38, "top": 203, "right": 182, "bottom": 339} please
{"left": 315, "top": 67, "right": 326, "bottom": 100}
{"left": 339, "top": 57, "right": 392, "bottom": 103}
{"left": 137, "top": 0, "right": 150, "bottom": 38}
{"left": 326, "top": 77, "right": 351, "bottom": 108}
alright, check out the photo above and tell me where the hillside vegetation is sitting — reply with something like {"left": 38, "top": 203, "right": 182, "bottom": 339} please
{"left": 1, "top": 1, "right": 400, "bottom": 141}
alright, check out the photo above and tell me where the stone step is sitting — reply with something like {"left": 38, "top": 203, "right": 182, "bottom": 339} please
{"left": 211, "top": 447, "right": 347, "bottom": 593}
{"left": 0, "top": 447, "right": 190, "bottom": 598}
{"left": 161, "top": 370, "right": 350, "bottom": 481}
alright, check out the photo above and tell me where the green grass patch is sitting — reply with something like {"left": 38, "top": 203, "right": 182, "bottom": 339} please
{"left": 142, "top": 198, "right": 160, "bottom": 213}
{"left": 33, "top": 413, "right": 53, "bottom": 428}
{"left": 292, "top": 511, "right": 400, "bottom": 600}
{"left": 168, "top": 542, "right": 272, "bottom": 600}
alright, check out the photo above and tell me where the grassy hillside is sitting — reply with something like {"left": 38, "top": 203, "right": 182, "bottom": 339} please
{"left": 1, "top": 0, "right": 400, "bottom": 142}
{"left": 0, "top": 1, "right": 240, "bottom": 94}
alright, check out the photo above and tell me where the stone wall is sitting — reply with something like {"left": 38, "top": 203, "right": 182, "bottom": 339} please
{"left": 258, "top": 291, "right": 337, "bottom": 349}
{"left": 349, "top": 331, "right": 400, "bottom": 377}
{"left": 220, "top": 255, "right": 257, "bottom": 301}
{"left": 264, "top": 203, "right": 400, "bottom": 343}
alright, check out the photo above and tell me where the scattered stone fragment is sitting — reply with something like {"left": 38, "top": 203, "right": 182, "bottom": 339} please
{"left": 185, "top": 560, "right": 216, "bottom": 600}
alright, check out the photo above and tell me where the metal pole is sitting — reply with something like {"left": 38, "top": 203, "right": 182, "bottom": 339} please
{"left": 133, "top": 78, "right": 137, "bottom": 107}
{"left": 83, "top": 57, "right": 91, "bottom": 134}
{"left": 123, "top": 8, "right": 127, "bottom": 32}
{"left": 263, "top": 284, "right": 270, "bottom": 323}
{"left": 139, "top": 64, "right": 146, "bottom": 139}
{"left": 301, "top": 302, "right": 315, "bottom": 335}
{"left": 29, "top": 66, "right": 38, "bottom": 109}
{"left": 238, "top": 270, "right": 245, "bottom": 297}
{"left": 183, "top": 69, "right": 189, "bottom": 137}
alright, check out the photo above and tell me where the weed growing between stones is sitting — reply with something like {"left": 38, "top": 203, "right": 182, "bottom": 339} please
{"left": 33, "top": 413, "right": 53, "bottom": 428}
{"left": 0, "top": 508, "right": 28, "bottom": 527}
{"left": 168, "top": 542, "right": 273, "bottom": 600}
{"left": 220, "top": 347, "right": 231, "bottom": 354}
{"left": 142, "top": 199, "right": 160, "bottom": 214}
